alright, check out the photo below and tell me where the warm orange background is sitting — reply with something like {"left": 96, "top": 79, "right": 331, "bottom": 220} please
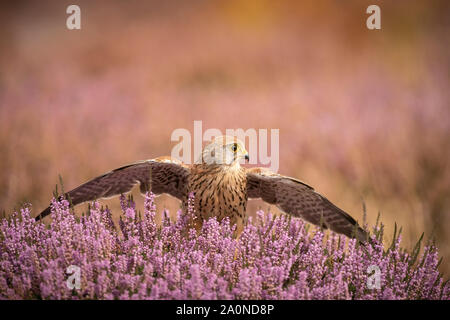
{"left": 1, "top": 1, "right": 449, "bottom": 274}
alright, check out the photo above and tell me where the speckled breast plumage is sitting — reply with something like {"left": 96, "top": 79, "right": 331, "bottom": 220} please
{"left": 186, "top": 164, "right": 248, "bottom": 234}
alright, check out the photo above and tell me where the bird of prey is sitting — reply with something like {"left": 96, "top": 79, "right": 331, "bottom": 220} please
{"left": 37, "top": 136, "right": 368, "bottom": 242}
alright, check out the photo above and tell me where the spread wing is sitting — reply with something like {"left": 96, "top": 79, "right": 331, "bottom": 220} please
{"left": 246, "top": 167, "right": 368, "bottom": 242}
{"left": 36, "top": 157, "right": 190, "bottom": 221}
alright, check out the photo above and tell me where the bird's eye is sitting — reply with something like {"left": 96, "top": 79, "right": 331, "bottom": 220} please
{"left": 231, "top": 143, "right": 238, "bottom": 152}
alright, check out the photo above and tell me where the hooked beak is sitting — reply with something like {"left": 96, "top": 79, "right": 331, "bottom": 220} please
{"left": 244, "top": 153, "right": 250, "bottom": 163}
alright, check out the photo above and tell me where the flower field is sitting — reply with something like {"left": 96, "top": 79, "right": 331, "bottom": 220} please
{"left": 0, "top": 193, "right": 448, "bottom": 300}
{"left": 0, "top": 1, "right": 449, "bottom": 288}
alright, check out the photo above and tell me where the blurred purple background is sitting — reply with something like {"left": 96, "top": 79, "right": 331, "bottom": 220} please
{"left": 0, "top": 1, "right": 449, "bottom": 273}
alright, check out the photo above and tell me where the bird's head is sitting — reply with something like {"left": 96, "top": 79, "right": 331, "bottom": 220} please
{"left": 201, "top": 135, "right": 249, "bottom": 167}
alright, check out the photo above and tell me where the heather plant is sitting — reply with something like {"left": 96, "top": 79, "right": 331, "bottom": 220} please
{"left": 0, "top": 193, "right": 448, "bottom": 300}
{"left": 2, "top": 1, "right": 450, "bottom": 276}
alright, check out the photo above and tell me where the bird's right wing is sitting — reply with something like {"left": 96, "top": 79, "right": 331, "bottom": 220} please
{"left": 36, "top": 157, "right": 190, "bottom": 220}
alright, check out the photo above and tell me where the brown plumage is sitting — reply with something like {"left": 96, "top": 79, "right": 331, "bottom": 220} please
{"left": 37, "top": 136, "right": 368, "bottom": 242}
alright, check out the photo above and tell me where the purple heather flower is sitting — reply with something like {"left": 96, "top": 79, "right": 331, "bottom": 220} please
{"left": 0, "top": 192, "right": 448, "bottom": 300}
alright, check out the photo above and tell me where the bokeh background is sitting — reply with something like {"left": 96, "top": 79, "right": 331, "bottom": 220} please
{"left": 1, "top": 1, "right": 449, "bottom": 274}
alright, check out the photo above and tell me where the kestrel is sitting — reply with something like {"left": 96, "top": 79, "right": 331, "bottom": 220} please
{"left": 37, "top": 136, "right": 368, "bottom": 242}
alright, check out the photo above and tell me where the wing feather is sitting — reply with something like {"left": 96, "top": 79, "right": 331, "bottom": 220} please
{"left": 36, "top": 158, "right": 189, "bottom": 220}
{"left": 246, "top": 167, "right": 368, "bottom": 242}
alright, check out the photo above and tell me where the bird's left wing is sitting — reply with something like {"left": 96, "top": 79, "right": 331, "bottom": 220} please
{"left": 36, "top": 157, "right": 190, "bottom": 221}
{"left": 246, "top": 167, "right": 368, "bottom": 242}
